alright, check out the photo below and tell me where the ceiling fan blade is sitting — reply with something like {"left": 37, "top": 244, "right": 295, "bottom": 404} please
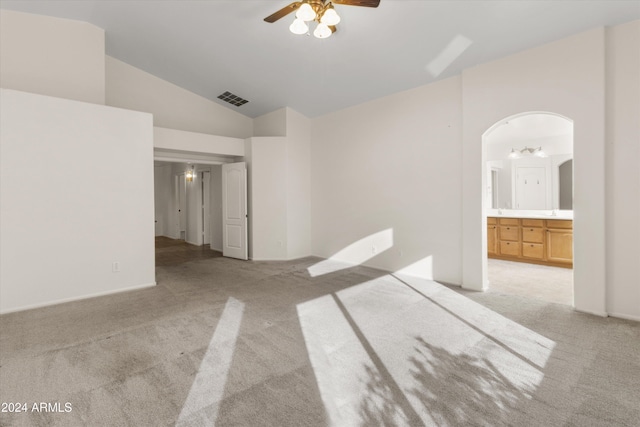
{"left": 331, "top": 0, "right": 380, "bottom": 7}
{"left": 264, "top": 2, "right": 303, "bottom": 23}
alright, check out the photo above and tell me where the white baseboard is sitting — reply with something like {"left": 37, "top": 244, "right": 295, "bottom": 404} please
{"left": 0, "top": 282, "right": 157, "bottom": 315}
{"left": 574, "top": 307, "right": 609, "bottom": 318}
{"left": 607, "top": 311, "right": 640, "bottom": 322}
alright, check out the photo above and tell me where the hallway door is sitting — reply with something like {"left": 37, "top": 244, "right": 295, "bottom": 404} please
{"left": 222, "top": 162, "right": 248, "bottom": 260}
{"left": 177, "top": 173, "right": 187, "bottom": 240}
{"left": 202, "top": 171, "right": 211, "bottom": 245}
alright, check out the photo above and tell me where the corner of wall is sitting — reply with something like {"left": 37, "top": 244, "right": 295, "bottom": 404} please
{"left": 253, "top": 108, "right": 287, "bottom": 137}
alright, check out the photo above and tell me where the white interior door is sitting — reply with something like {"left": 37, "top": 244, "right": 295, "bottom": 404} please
{"left": 222, "top": 162, "right": 248, "bottom": 260}
{"left": 178, "top": 173, "right": 187, "bottom": 240}
{"left": 202, "top": 171, "right": 211, "bottom": 245}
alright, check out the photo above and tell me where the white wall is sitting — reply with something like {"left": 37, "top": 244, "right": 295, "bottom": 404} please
{"left": 605, "top": 20, "right": 640, "bottom": 321}
{"left": 247, "top": 108, "right": 311, "bottom": 261}
{"left": 106, "top": 56, "right": 252, "bottom": 138}
{"left": 253, "top": 108, "right": 287, "bottom": 137}
{"left": 0, "top": 89, "right": 154, "bottom": 313}
{"left": 311, "top": 77, "right": 463, "bottom": 284}
{"left": 285, "top": 108, "right": 312, "bottom": 259}
{"left": 153, "top": 126, "right": 245, "bottom": 157}
{"left": 247, "top": 137, "right": 288, "bottom": 260}
{"left": 462, "top": 28, "right": 607, "bottom": 316}
{"left": 0, "top": 10, "right": 105, "bottom": 105}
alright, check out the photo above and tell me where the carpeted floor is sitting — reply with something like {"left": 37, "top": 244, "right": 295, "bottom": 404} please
{"left": 487, "top": 259, "right": 573, "bottom": 306}
{"left": 0, "top": 251, "right": 638, "bottom": 426}
{"left": 155, "top": 236, "right": 223, "bottom": 267}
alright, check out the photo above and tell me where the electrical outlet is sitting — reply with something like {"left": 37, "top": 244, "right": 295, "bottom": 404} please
{"left": 112, "top": 262, "right": 120, "bottom": 273}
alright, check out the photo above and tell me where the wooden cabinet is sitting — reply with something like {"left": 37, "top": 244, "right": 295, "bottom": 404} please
{"left": 500, "top": 240, "right": 520, "bottom": 256}
{"left": 521, "top": 219, "right": 544, "bottom": 261}
{"left": 488, "top": 216, "right": 572, "bottom": 268}
{"left": 547, "top": 228, "right": 573, "bottom": 264}
{"left": 487, "top": 217, "right": 498, "bottom": 256}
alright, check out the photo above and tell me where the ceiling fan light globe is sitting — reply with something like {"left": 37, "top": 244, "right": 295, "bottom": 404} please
{"left": 296, "top": 3, "right": 316, "bottom": 21}
{"left": 321, "top": 9, "right": 341, "bottom": 26}
{"left": 289, "top": 18, "right": 309, "bottom": 35}
{"left": 314, "top": 22, "right": 332, "bottom": 38}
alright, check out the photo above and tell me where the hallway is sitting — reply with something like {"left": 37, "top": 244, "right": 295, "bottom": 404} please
{"left": 155, "top": 236, "right": 222, "bottom": 267}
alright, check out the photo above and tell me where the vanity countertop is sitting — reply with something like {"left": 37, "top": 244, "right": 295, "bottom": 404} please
{"left": 486, "top": 209, "right": 573, "bottom": 220}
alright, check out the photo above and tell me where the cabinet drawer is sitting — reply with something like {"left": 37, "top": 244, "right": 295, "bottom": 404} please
{"left": 500, "top": 241, "right": 520, "bottom": 256}
{"left": 499, "top": 226, "right": 519, "bottom": 241}
{"left": 487, "top": 217, "right": 497, "bottom": 225}
{"left": 522, "top": 243, "right": 544, "bottom": 259}
{"left": 546, "top": 219, "right": 572, "bottom": 229}
{"left": 499, "top": 218, "right": 519, "bottom": 226}
{"left": 522, "top": 219, "right": 543, "bottom": 227}
{"left": 522, "top": 227, "right": 544, "bottom": 243}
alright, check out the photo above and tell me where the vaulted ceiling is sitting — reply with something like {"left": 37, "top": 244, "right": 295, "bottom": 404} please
{"left": 2, "top": 1, "right": 638, "bottom": 118}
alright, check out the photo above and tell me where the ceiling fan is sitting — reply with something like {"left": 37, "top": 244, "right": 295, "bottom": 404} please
{"left": 264, "top": 0, "right": 380, "bottom": 39}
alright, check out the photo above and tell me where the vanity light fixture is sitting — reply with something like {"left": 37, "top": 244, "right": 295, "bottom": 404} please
{"left": 508, "top": 146, "right": 548, "bottom": 159}
{"left": 186, "top": 165, "right": 196, "bottom": 182}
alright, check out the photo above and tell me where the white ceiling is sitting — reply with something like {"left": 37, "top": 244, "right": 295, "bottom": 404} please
{"left": 2, "top": 1, "right": 639, "bottom": 118}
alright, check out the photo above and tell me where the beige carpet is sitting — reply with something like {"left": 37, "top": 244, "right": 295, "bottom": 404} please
{"left": 0, "top": 254, "right": 638, "bottom": 426}
{"left": 488, "top": 258, "right": 573, "bottom": 306}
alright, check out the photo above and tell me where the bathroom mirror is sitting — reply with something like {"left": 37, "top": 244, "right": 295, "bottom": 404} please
{"left": 485, "top": 113, "right": 573, "bottom": 211}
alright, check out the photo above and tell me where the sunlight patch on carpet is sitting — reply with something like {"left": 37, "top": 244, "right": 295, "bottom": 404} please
{"left": 176, "top": 297, "right": 245, "bottom": 426}
{"left": 297, "top": 275, "right": 556, "bottom": 426}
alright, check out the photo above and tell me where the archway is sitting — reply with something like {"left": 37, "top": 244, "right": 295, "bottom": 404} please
{"left": 481, "top": 112, "right": 574, "bottom": 305}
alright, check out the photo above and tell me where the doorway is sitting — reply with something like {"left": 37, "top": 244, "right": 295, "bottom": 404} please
{"left": 153, "top": 161, "right": 223, "bottom": 265}
{"left": 482, "top": 112, "right": 574, "bottom": 305}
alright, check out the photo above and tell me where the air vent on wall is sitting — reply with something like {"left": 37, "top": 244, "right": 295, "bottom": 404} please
{"left": 217, "top": 91, "right": 249, "bottom": 107}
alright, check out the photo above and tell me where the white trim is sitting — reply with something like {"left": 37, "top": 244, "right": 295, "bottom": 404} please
{"left": 462, "top": 284, "right": 487, "bottom": 291}
{"left": 607, "top": 312, "right": 640, "bottom": 322}
{"left": 574, "top": 308, "right": 608, "bottom": 318}
{"left": 154, "top": 155, "right": 226, "bottom": 165}
{"left": 0, "top": 282, "right": 156, "bottom": 315}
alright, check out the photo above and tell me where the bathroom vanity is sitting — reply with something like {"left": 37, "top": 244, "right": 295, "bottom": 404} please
{"left": 487, "top": 211, "right": 573, "bottom": 268}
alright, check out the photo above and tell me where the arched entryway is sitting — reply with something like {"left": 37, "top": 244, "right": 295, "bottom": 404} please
{"left": 482, "top": 112, "right": 574, "bottom": 305}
